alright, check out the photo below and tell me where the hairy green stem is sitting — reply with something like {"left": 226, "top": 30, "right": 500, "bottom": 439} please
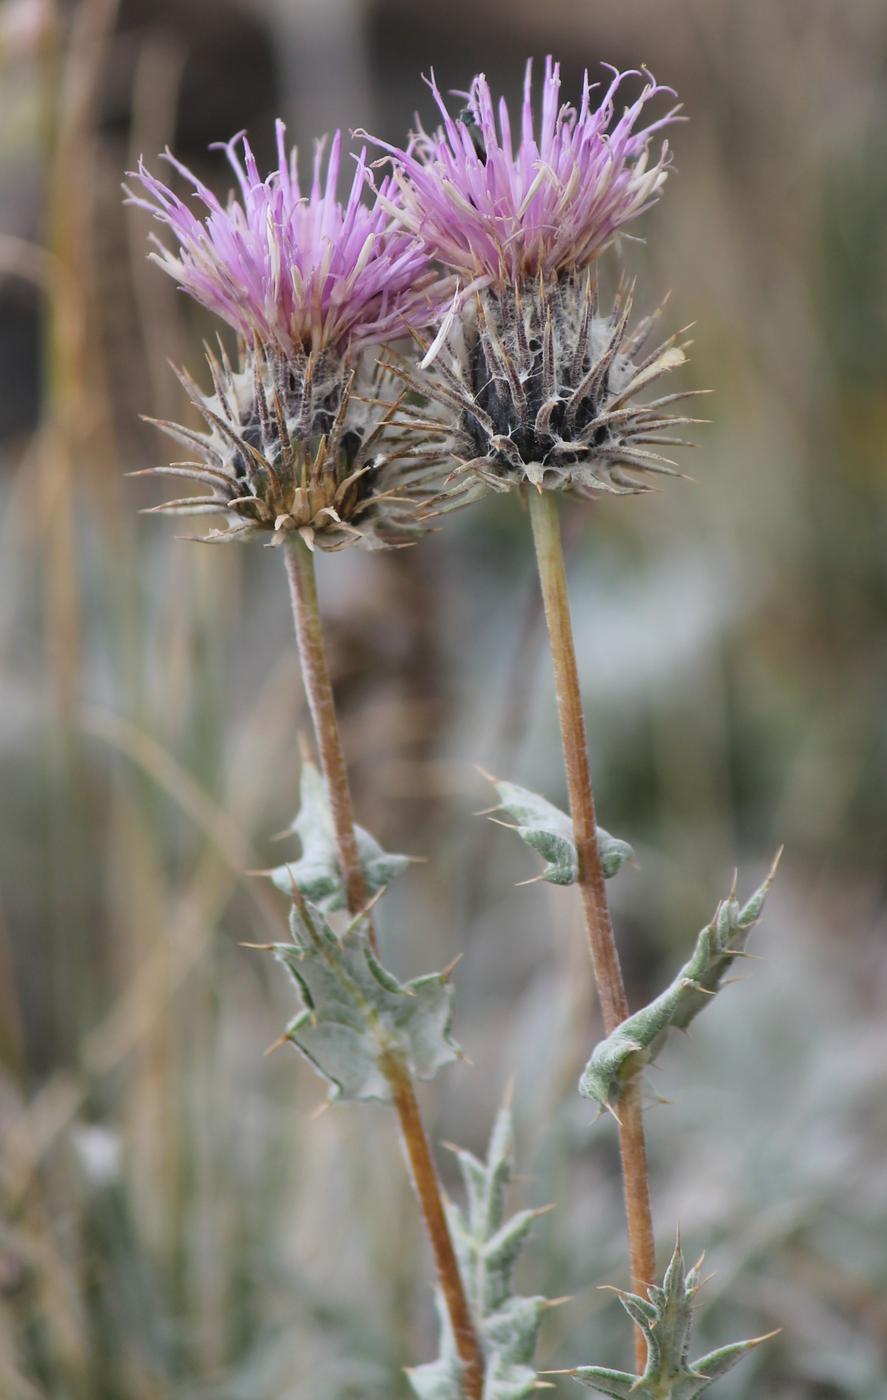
{"left": 528, "top": 488, "right": 655, "bottom": 1369}
{"left": 283, "top": 538, "right": 484, "bottom": 1399}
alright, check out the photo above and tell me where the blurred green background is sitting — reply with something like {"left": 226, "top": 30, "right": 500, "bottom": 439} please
{"left": 1, "top": 0, "right": 886, "bottom": 1396}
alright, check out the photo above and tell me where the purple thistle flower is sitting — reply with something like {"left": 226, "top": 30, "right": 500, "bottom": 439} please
{"left": 126, "top": 122, "right": 443, "bottom": 356}
{"left": 365, "top": 58, "right": 681, "bottom": 290}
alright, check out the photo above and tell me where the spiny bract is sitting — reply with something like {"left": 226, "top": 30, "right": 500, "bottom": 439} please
{"left": 135, "top": 340, "right": 443, "bottom": 548}
{"left": 391, "top": 276, "right": 699, "bottom": 505}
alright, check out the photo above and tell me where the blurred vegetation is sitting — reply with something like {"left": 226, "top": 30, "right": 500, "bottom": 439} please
{"left": 1, "top": 1, "right": 885, "bottom": 1396}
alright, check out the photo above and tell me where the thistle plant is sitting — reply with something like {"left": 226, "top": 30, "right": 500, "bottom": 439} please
{"left": 362, "top": 57, "right": 778, "bottom": 1384}
{"left": 128, "top": 58, "right": 780, "bottom": 1400}
{"left": 128, "top": 125, "right": 486, "bottom": 1395}
{"left": 365, "top": 59, "right": 700, "bottom": 1359}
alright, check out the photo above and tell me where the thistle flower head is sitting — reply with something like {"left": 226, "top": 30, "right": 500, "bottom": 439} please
{"left": 127, "top": 124, "right": 451, "bottom": 548}
{"left": 126, "top": 122, "right": 442, "bottom": 355}
{"left": 367, "top": 58, "right": 680, "bottom": 289}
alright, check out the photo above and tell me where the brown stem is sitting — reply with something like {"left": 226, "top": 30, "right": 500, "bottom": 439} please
{"left": 528, "top": 489, "right": 655, "bottom": 1369}
{"left": 384, "top": 1053, "right": 485, "bottom": 1400}
{"left": 284, "top": 539, "right": 372, "bottom": 937}
{"left": 283, "top": 537, "right": 484, "bottom": 1398}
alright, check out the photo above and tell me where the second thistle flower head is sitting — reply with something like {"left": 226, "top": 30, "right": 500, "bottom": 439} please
{"left": 366, "top": 60, "right": 697, "bottom": 502}
{"left": 126, "top": 125, "right": 446, "bottom": 548}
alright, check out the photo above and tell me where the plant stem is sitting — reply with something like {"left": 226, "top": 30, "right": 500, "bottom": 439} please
{"left": 383, "top": 1052, "right": 485, "bottom": 1400}
{"left": 527, "top": 489, "right": 655, "bottom": 1369}
{"left": 283, "top": 537, "right": 484, "bottom": 1399}
{"left": 284, "top": 538, "right": 372, "bottom": 936}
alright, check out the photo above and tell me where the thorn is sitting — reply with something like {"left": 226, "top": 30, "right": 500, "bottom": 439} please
{"left": 542, "top": 1294, "right": 573, "bottom": 1310}
{"left": 438, "top": 952, "right": 464, "bottom": 981}
{"left": 487, "top": 816, "right": 519, "bottom": 831}
{"left": 602, "top": 1099, "right": 624, "bottom": 1127}
{"left": 680, "top": 978, "right": 717, "bottom": 996}
{"left": 310, "top": 1097, "right": 333, "bottom": 1121}
{"left": 502, "top": 1075, "right": 515, "bottom": 1110}
{"left": 747, "top": 1327, "right": 783, "bottom": 1346}
{"left": 239, "top": 941, "right": 276, "bottom": 951}
{"left": 515, "top": 873, "right": 547, "bottom": 887}
{"left": 693, "top": 1330, "right": 782, "bottom": 1378}
{"left": 473, "top": 804, "right": 502, "bottom": 818}
{"left": 475, "top": 764, "right": 499, "bottom": 784}
{"left": 347, "top": 886, "right": 386, "bottom": 932}
{"left": 283, "top": 863, "right": 300, "bottom": 903}
{"left": 263, "top": 1033, "right": 289, "bottom": 1057}
{"left": 531, "top": 1202, "right": 557, "bottom": 1219}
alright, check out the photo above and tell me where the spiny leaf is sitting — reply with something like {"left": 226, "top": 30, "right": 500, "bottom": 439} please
{"left": 267, "top": 761, "right": 411, "bottom": 910}
{"left": 408, "top": 1104, "right": 550, "bottom": 1400}
{"left": 263, "top": 894, "right": 459, "bottom": 1104}
{"left": 552, "top": 1238, "right": 775, "bottom": 1398}
{"left": 488, "top": 779, "right": 633, "bottom": 886}
{"left": 579, "top": 853, "right": 780, "bottom": 1110}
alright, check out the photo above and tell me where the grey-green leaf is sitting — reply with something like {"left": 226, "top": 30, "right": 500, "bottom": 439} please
{"left": 579, "top": 852, "right": 781, "bottom": 1111}
{"left": 565, "top": 1368, "right": 636, "bottom": 1399}
{"left": 556, "top": 1239, "right": 775, "bottom": 1398}
{"left": 269, "top": 895, "right": 459, "bottom": 1104}
{"left": 490, "top": 779, "right": 633, "bottom": 885}
{"left": 408, "top": 1104, "right": 550, "bottom": 1400}
{"left": 268, "top": 761, "right": 411, "bottom": 910}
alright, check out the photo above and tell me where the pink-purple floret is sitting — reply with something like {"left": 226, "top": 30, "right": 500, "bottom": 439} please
{"left": 127, "top": 122, "right": 443, "bottom": 355}
{"left": 369, "top": 57, "right": 681, "bottom": 286}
